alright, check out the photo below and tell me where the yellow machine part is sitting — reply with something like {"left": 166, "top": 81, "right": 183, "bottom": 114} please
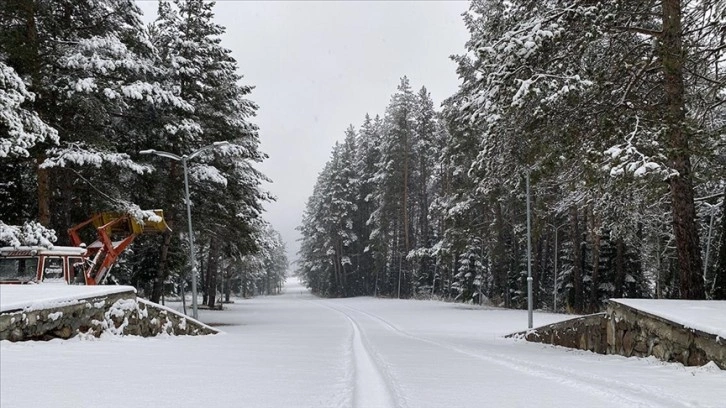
{"left": 138, "top": 210, "right": 170, "bottom": 233}
{"left": 92, "top": 210, "right": 169, "bottom": 235}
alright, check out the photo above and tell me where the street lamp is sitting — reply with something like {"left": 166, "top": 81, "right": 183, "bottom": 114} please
{"left": 140, "top": 141, "right": 229, "bottom": 319}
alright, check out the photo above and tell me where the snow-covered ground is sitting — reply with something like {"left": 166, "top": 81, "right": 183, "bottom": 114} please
{"left": 1, "top": 278, "right": 724, "bottom": 408}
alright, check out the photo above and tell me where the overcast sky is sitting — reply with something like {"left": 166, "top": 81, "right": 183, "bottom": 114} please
{"left": 135, "top": 1, "right": 470, "bottom": 265}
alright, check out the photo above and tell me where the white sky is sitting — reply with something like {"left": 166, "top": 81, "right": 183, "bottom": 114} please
{"left": 135, "top": 1, "right": 470, "bottom": 265}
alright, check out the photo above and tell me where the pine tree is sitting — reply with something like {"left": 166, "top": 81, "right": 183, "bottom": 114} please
{"left": 440, "top": 0, "right": 723, "bottom": 309}
{"left": 144, "top": 0, "right": 267, "bottom": 302}
{"left": 298, "top": 161, "right": 337, "bottom": 296}
{"left": 353, "top": 114, "right": 383, "bottom": 295}
{"left": 0, "top": 0, "right": 188, "bottom": 233}
{"left": 373, "top": 76, "right": 417, "bottom": 298}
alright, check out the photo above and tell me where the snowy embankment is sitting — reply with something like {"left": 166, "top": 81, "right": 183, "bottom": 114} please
{"left": 1, "top": 278, "right": 725, "bottom": 408}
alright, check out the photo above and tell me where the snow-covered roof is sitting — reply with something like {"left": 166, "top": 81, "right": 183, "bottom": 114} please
{"left": 611, "top": 299, "right": 726, "bottom": 339}
{"left": 0, "top": 285, "right": 136, "bottom": 313}
{"left": 0, "top": 246, "right": 86, "bottom": 257}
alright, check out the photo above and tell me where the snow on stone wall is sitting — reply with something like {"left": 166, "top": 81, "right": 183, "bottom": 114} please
{"left": 0, "top": 290, "right": 217, "bottom": 341}
{"left": 511, "top": 300, "right": 726, "bottom": 370}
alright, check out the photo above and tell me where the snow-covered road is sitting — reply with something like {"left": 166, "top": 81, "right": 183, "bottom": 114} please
{"left": 1, "top": 278, "right": 724, "bottom": 408}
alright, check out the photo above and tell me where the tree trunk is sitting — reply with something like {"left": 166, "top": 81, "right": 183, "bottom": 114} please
{"left": 339, "top": 239, "right": 347, "bottom": 296}
{"left": 36, "top": 156, "right": 51, "bottom": 226}
{"left": 614, "top": 238, "right": 625, "bottom": 299}
{"left": 589, "top": 211, "right": 602, "bottom": 312}
{"left": 400, "top": 128, "right": 411, "bottom": 299}
{"left": 403, "top": 134, "right": 410, "bottom": 255}
{"left": 331, "top": 242, "right": 340, "bottom": 296}
{"left": 206, "top": 238, "right": 219, "bottom": 308}
{"left": 267, "top": 262, "right": 273, "bottom": 296}
{"left": 419, "top": 154, "right": 430, "bottom": 287}
{"left": 240, "top": 273, "right": 247, "bottom": 298}
{"left": 570, "top": 206, "right": 584, "bottom": 313}
{"left": 150, "top": 231, "right": 173, "bottom": 303}
{"left": 224, "top": 265, "right": 231, "bottom": 303}
{"left": 662, "top": 0, "right": 705, "bottom": 299}
{"left": 493, "top": 202, "right": 507, "bottom": 300}
{"left": 157, "top": 161, "right": 180, "bottom": 303}
{"left": 534, "top": 233, "right": 543, "bottom": 309}
{"left": 22, "top": 1, "right": 51, "bottom": 228}
{"left": 712, "top": 187, "right": 726, "bottom": 299}
{"left": 201, "top": 240, "right": 209, "bottom": 305}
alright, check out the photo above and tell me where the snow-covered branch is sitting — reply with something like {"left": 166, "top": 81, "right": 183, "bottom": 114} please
{"left": 0, "top": 220, "right": 57, "bottom": 248}
{"left": 0, "top": 62, "right": 59, "bottom": 158}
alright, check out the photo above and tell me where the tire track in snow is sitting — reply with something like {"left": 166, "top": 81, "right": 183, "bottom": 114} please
{"left": 311, "top": 300, "right": 404, "bottom": 408}
{"left": 338, "top": 303, "right": 697, "bottom": 408}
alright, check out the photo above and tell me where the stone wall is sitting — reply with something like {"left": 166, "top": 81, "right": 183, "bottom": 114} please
{"left": 0, "top": 293, "right": 217, "bottom": 341}
{"left": 518, "top": 313, "right": 607, "bottom": 354}
{"left": 607, "top": 301, "right": 725, "bottom": 368}
{"left": 510, "top": 301, "right": 725, "bottom": 369}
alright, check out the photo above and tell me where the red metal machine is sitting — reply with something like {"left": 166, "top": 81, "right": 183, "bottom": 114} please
{"left": 0, "top": 211, "right": 168, "bottom": 285}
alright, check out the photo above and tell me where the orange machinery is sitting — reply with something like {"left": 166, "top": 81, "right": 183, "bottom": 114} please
{"left": 0, "top": 211, "right": 168, "bottom": 285}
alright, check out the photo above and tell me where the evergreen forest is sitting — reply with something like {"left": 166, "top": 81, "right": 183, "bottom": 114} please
{"left": 1, "top": 0, "right": 724, "bottom": 315}
{"left": 296, "top": 0, "right": 726, "bottom": 313}
{"left": 0, "top": 0, "right": 287, "bottom": 305}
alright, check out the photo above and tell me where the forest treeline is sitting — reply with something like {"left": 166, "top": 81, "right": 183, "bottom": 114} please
{"left": 296, "top": 0, "right": 726, "bottom": 312}
{"left": 0, "top": 0, "right": 287, "bottom": 304}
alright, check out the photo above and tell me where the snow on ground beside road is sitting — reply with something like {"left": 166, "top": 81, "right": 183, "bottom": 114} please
{"left": 1, "top": 277, "right": 725, "bottom": 408}
{"left": 0, "top": 284, "right": 135, "bottom": 312}
{"left": 613, "top": 298, "right": 726, "bottom": 339}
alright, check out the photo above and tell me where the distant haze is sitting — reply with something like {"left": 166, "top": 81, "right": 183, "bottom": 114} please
{"left": 135, "top": 1, "right": 470, "bottom": 267}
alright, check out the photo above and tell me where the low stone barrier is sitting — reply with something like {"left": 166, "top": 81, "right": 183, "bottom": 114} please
{"left": 518, "top": 313, "right": 607, "bottom": 354}
{"left": 509, "top": 300, "right": 725, "bottom": 369}
{"left": 0, "top": 292, "right": 217, "bottom": 341}
{"left": 607, "top": 301, "right": 725, "bottom": 368}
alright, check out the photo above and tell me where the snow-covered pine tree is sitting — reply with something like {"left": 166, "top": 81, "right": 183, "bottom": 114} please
{"left": 0, "top": 62, "right": 58, "bottom": 160}
{"left": 353, "top": 114, "right": 383, "bottom": 295}
{"left": 322, "top": 129, "right": 360, "bottom": 297}
{"left": 298, "top": 160, "right": 338, "bottom": 296}
{"left": 0, "top": 0, "right": 192, "bottom": 233}
{"left": 331, "top": 127, "right": 362, "bottom": 295}
{"left": 372, "top": 77, "right": 418, "bottom": 298}
{"left": 0, "top": 62, "right": 59, "bottom": 226}
{"left": 441, "top": 0, "right": 724, "bottom": 310}
{"left": 407, "top": 86, "right": 438, "bottom": 296}
{"left": 143, "top": 0, "right": 268, "bottom": 302}
{"left": 420, "top": 112, "right": 452, "bottom": 298}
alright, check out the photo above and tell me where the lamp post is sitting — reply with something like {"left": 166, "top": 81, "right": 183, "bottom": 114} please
{"left": 140, "top": 141, "right": 229, "bottom": 319}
